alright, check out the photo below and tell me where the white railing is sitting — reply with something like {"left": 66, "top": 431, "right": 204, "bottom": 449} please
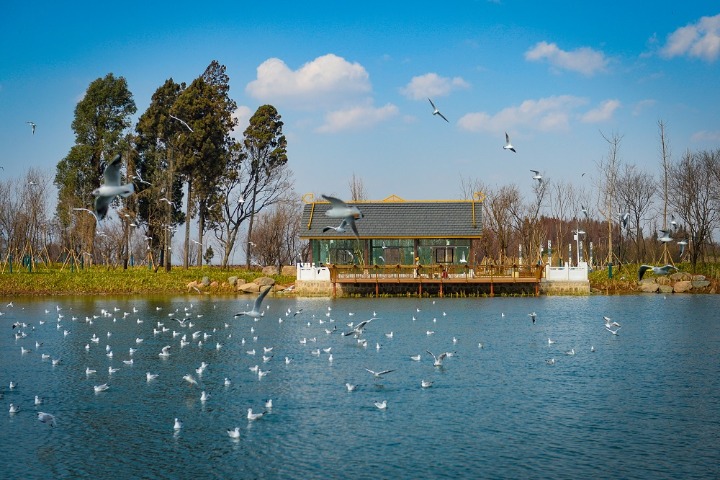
{"left": 545, "top": 262, "right": 589, "bottom": 281}
{"left": 297, "top": 263, "right": 331, "bottom": 281}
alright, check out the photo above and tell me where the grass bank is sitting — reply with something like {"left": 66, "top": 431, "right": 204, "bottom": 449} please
{"left": 0, "top": 264, "right": 296, "bottom": 296}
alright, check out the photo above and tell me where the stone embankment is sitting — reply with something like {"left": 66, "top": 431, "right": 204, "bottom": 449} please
{"left": 186, "top": 274, "right": 294, "bottom": 294}
{"left": 638, "top": 272, "right": 712, "bottom": 294}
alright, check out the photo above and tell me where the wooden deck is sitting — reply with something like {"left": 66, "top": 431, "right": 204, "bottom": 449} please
{"left": 327, "top": 264, "right": 544, "bottom": 297}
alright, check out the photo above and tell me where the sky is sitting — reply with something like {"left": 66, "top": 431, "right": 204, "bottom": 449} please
{"left": 2, "top": 1, "right": 719, "bottom": 211}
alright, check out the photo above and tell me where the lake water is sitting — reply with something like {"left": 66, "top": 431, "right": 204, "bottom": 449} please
{"left": 1, "top": 294, "right": 719, "bottom": 479}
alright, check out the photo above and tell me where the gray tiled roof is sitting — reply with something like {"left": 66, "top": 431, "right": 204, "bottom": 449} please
{"left": 300, "top": 199, "right": 483, "bottom": 239}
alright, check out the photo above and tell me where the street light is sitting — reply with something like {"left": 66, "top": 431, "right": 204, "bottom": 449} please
{"left": 573, "top": 229, "right": 586, "bottom": 266}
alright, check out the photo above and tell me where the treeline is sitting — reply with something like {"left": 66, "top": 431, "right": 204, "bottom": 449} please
{"left": 1, "top": 60, "right": 302, "bottom": 271}
{"left": 2, "top": 75, "right": 719, "bottom": 274}
{"left": 463, "top": 124, "right": 720, "bottom": 271}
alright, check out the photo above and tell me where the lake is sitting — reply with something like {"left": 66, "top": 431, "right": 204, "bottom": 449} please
{"left": 1, "top": 294, "right": 719, "bottom": 479}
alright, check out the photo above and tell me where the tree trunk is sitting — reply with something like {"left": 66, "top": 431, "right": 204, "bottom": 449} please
{"left": 197, "top": 201, "right": 205, "bottom": 267}
{"left": 183, "top": 178, "right": 193, "bottom": 269}
{"left": 245, "top": 180, "right": 259, "bottom": 269}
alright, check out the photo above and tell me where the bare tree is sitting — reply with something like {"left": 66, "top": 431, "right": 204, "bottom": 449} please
{"left": 669, "top": 149, "right": 720, "bottom": 268}
{"left": 548, "top": 180, "right": 578, "bottom": 266}
{"left": 616, "top": 164, "right": 655, "bottom": 262}
{"left": 483, "top": 184, "right": 522, "bottom": 264}
{"left": 596, "top": 131, "right": 623, "bottom": 265}
{"left": 348, "top": 173, "right": 367, "bottom": 201}
{"left": 247, "top": 197, "right": 302, "bottom": 271}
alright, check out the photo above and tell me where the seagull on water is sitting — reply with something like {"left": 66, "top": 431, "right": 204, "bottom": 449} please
{"left": 321, "top": 195, "right": 363, "bottom": 238}
{"left": 410, "top": 354, "right": 421, "bottom": 361}
{"left": 234, "top": 286, "right": 271, "bottom": 319}
{"left": 428, "top": 98, "right": 449, "bottom": 123}
{"left": 94, "top": 383, "right": 109, "bottom": 393}
{"left": 638, "top": 264, "right": 678, "bottom": 281}
{"left": 92, "top": 154, "right": 135, "bottom": 220}
{"left": 247, "top": 408, "right": 266, "bottom": 421}
{"left": 374, "top": 400, "right": 388, "bottom": 410}
{"left": 421, "top": 380, "right": 433, "bottom": 388}
{"left": 503, "top": 132, "right": 516, "bottom": 152}
{"left": 174, "top": 418, "right": 183, "bottom": 430}
{"left": 37, "top": 412, "right": 56, "bottom": 427}
{"left": 159, "top": 345, "right": 171, "bottom": 358}
{"left": 146, "top": 372, "right": 159, "bottom": 381}
{"left": 345, "top": 382, "right": 357, "bottom": 392}
{"left": 227, "top": 427, "right": 241, "bottom": 439}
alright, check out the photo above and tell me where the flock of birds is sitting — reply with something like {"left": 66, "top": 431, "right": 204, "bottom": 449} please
{"left": 2, "top": 288, "right": 629, "bottom": 442}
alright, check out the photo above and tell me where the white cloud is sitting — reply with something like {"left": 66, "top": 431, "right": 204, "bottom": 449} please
{"left": 660, "top": 14, "right": 720, "bottom": 62}
{"left": 400, "top": 73, "right": 470, "bottom": 100}
{"left": 457, "top": 95, "right": 588, "bottom": 133}
{"left": 691, "top": 130, "right": 720, "bottom": 142}
{"left": 231, "top": 105, "right": 252, "bottom": 135}
{"left": 580, "top": 99, "right": 621, "bottom": 123}
{"left": 632, "top": 99, "right": 656, "bottom": 116}
{"left": 245, "top": 54, "right": 371, "bottom": 108}
{"left": 525, "top": 41, "right": 609, "bottom": 76}
{"left": 316, "top": 103, "right": 399, "bottom": 133}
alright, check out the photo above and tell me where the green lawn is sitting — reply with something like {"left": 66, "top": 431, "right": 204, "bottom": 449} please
{"left": 0, "top": 264, "right": 296, "bottom": 295}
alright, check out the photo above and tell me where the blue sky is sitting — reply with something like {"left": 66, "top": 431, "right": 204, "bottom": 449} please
{"left": 2, "top": 1, "right": 719, "bottom": 206}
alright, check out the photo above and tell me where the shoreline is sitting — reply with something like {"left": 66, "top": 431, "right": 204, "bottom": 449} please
{"left": 0, "top": 264, "right": 717, "bottom": 297}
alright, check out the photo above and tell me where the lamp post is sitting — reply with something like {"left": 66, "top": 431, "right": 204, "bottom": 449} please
{"left": 573, "top": 229, "right": 586, "bottom": 266}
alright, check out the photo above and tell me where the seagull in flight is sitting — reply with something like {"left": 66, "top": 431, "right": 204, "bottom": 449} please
{"left": 26, "top": 121, "right": 36, "bottom": 134}
{"left": 677, "top": 239, "right": 688, "bottom": 256}
{"left": 606, "top": 325, "right": 621, "bottom": 335}
{"left": 344, "top": 317, "right": 378, "bottom": 337}
{"left": 528, "top": 312, "right": 537, "bottom": 324}
{"left": 603, "top": 316, "right": 621, "bottom": 328}
{"left": 92, "top": 154, "right": 135, "bottom": 220}
{"left": 365, "top": 368, "right": 395, "bottom": 379}
{"left": 426, "top": 350, "right": 448, "bottom": 367}
{"left": 323, "top": 218, "right": 350, "bottom": 234}
{"left": 530, "top": 170, "right": 542, "bottom": 183}
{"left": 638, "top": 264, "right": 678, "bottom": 281}
{"left": 234, "top": 286, "right": 271, "bottom": 319}
{"left": 428, "top": 98, "right": 449, "bottom": 123}
{"left": 658, "top": 230, "right": 673, "bottom": 243}
{"left": 670, "top": 214, "right": 678, "bottom": 231}
{"left": 619, "top": 211, "right": 630, "bottom": 229}
{"left": 321, "top": 195, "right": 363, "bottom": 238}
{"left": 503, "top": 132, "right": 516, "bottom": 153}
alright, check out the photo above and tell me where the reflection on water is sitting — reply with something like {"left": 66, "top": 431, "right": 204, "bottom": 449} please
{"left": 1, "top": 294, "right": 719, "bottom": 479}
